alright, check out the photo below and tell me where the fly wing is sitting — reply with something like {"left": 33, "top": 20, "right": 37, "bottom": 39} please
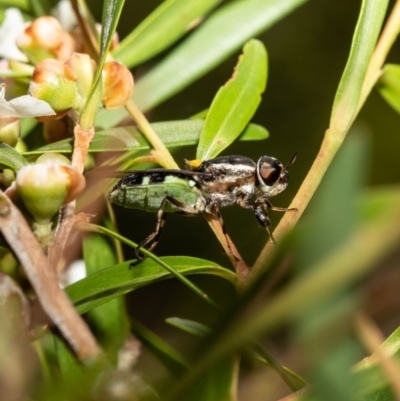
{"left": 88, "top": 167, "right": 213, "bottom": 179}
{"left": 190, "top": 156, "right": 256, "bottom": 180}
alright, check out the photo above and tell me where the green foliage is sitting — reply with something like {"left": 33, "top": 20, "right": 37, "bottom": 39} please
{"left": 377, "top": 64, "right": 400, "bottom": 114}
{"left": 0, "top": 143, "right": 28, "bottom": 170}
{"left": 196, "top": 39, "right": 267, "bottom": 160}
{"left": 1, "top": 0, "right": 400, "bottom": 400}
{"left": 113, "top": 0, "right": 223, "bottom": 67}
{"left": 24, "top": 120, "right": 269, "bottom": 155}
{"left": 67, "top": 255, "right": 235, "bottom": 314}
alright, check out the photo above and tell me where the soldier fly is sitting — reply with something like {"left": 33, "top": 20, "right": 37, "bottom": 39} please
{"left": 109, "top": 154, "right": 296, "bottom": 264}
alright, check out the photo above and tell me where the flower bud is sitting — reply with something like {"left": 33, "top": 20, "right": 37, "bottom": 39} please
{"left": 36, "top": 152, "right": 71, "bottom": 165}
{"left": 16, "top": 16, "right": 76, "bottom": 63}
{"left": 29, "top": 59, "right": 78, "bottom": 115}
{"left": 16, "top": 162, "right": 85, "bottom": 223}
{"left": 64, "top": 53, "right": 96, "bottom": 108}
{"left": 0, "top": 116, "right": 20, "bottom": 147}
{"left": 0, "top": 169, "right": 15, "bottom": 189}
{"left": 102, "top": 61, "right": 134, "bottom": 109}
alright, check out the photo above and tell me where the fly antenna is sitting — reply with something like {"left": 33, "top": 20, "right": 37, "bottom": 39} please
{"left": 285, "top": 152, "right": 297, "bottom": 170}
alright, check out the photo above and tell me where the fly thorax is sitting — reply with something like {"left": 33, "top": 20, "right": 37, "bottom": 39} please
{"left": 195, "top": 195, "right": 207, "bottom": 212}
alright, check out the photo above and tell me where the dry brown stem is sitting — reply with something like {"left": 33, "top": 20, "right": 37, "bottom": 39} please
{"left": 48, "top": 124, "right": 95, "bottom": 269}
{"left": 204, "top": 212, "right": 250, "bottom": 285}
{"left": 0, "top": 191, "right": 100, "bottom": 360}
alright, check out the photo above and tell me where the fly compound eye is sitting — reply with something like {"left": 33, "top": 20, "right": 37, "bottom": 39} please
{"left": 257, "top": 156, "right": 283, "bottom": 189}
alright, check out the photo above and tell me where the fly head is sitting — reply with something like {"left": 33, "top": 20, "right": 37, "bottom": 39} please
{"left": 256, "top": 153, "right": 296, "bottom": 197}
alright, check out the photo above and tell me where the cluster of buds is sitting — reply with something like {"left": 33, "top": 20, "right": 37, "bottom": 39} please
{"left": 1, "top": 13, "right": 134, "bottom": 125}
{"left": 0, "top": 10, "right": 134, "bottom": 242}
{"left": 28, "top": 54, "right": 134, "bottom": 118}
{"left": 16, "top": 16, "right": 75, "bottom": 64}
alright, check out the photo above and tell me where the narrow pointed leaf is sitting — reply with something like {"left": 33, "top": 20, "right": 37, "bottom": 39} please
{"left": 188, "top": 357, "right": 238, "bottom": 401}
{"left": 166, "top": 317, "right": 212, "bottom": 337}
{"left": 196, "top": 39, "right": 267, "bottom": 160}
{"left": 24, "top": 120, "right": 268, "bottom": 155}
{"left": 0, "top": 143, "right": 29, "bottom": 171}
{"left": 131, "top": 319, "right": 189, "bottom": 377}
{"left": 80, "top": 0, "right": 125, "bottom": 129}
{"left": 96, "top": 0, "right": 309, "bottom": 128}
{"left": 113, "top": 0, "right": 223, "bottom": 67}
{"left": 167, "top": 317, "right": 307, "bottom": 391}
{"left": 377, "top": 64, "right": 400, "bottom": 115}
{"left": 330, "top": 0, "right": 389, "bottom": 131}
{"left": 83, "top": 234, "right": 129, "bottom": 355}
{"left": 66, "top": 256, "right": 235, "bottom": 315}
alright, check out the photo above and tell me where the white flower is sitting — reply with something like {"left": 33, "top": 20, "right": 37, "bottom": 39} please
{"left": 60, "top": 260, "right": 87, "bottom": 288}
{"left": 51, "top": 0, "right": 77, "bottom": 32}
{"left": 0, "top": 8, "right": 28, "bottom": 62}
{"left": 0, "top": 84, "right": 55, "bottom": 117}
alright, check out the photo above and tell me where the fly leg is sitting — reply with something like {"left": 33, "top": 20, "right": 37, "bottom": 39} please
{"left": 264, "top": 199, "right": 297, "bottom": 213}
{"left": 252, "top": 203, "right": 275, "bottom": 243}
{"left": 131, "top": 196, "right": 198, "bottom": 268}
{"left": 250, "top": 199, "right": 297, "bottom": 243}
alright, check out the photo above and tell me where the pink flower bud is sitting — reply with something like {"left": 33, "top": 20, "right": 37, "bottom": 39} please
{"left": 102, "top": 61, "right": 134, "bottom": 109}
{"left": 29, "top": 59, "right": 78, "bottom": 115}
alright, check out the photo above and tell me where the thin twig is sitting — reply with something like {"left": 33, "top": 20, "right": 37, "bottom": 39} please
{"left": 48, "top": 125, "right": 95, "bottom": 269}
{"left": 0, "top": 191, "right": 101, "bottom": 360}
{"left": 252, "top": 1, "right": 400, "bottom": 275}
{"left": 204, "top": 213, "right": 250, "bottom": 285}
{"left": 252, "top": 132, "right": 339, "bottom": 272}
{"left": 355, "top": 312, "right": 400, "bottom": 398}
{"left": 70, "top": 0, "right": 99, "bottom": 61}
{"left": 124, "top": 100, "right": 179, "bottom": 169}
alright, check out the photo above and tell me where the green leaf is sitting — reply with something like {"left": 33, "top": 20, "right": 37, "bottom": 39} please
{"left": 80, "top": 0, "right": 125, "bottom": 129}
{"left": 53, "top": 335, "right": 84, "bottom": 383}
{"left": 24, "top": 120, "right": 268, "bottom": 155}
{"left": 167, "top": 318, "right": 307, "bottom": 391}
{"left": 67, "top": 256, "right": 236, "bottom": 315}
{"left": 0, "top": 143, "right": 29, "bottom": 171}
{"left": 1, "top": 0, "right": 30, "bottom": 12}
{"left": 113, "top": 0, "right": 223, "bottom": 68}
{"left": 20, "top": 117, "right": 38, "bottom": 139}
{"left": 83, "top": 234, "right": 129, "bottom": 357}
{"left": 28, "top": 0, "right": 50, "bottom": 16}
{"left": 330, "top": 0, "right": 389, "bottom": 132}
{"left": 131, "top": 319, "right": 189, "bottom": 377}
{"left": 166, "top": 317, "right": 211, "bottom": 337}
{"left": 186, "top": 357, "right": 238, "bottom": 401}
{"left": 376, "top": 64, "right": 400, "bottom": 115}
{"left": 95, "top": 0, "right": 309, "bottom": 128}
{"left": 196, "top": 39, "right": 267, "bottom": 160}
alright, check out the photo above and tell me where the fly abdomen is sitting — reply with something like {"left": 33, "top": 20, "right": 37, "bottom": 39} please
{"left": 109, "top": 171, "right": 203, "bottom": 214}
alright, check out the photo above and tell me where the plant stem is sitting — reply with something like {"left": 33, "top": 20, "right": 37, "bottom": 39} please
{"left": 80, "top": 222, "right": 221, "bottom": 310}
{"left": 124, "top": 99, "right": 179, "bottom": 169}
{"left": 252, "top": 0, "right": 400, "bottom": 275}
